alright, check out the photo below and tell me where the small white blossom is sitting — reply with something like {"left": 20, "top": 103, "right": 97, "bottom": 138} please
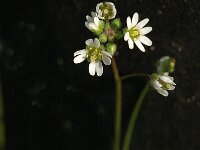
{"left": 124, "top": 12, "right": 152, "bottom": 52}
{"left": 73, "top": 38, "right": 112, "bottom": 76}
{"left": 151, "top": 73, "right": 176, "bottom": 97}
{"left": 85, "top": 12, "right": 104, "bottom": 35}
{"left": 96, "top": 2, "right": 117, "bottom": 20}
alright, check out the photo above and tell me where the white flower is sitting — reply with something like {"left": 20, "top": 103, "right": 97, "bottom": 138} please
{"left": 85, "top": 12, "right": 104, "bottom": 35}
{"left": 124, "top": 12, "right": 152, "bottom": 52}
{"left": 73, "top": 38, "right": 112, "bottom": 76}
{"left": 151, "top": 73, "right": 176, "bottom": 97}
{"left": 96, "top": 2, "right": 117, "bottom": 20}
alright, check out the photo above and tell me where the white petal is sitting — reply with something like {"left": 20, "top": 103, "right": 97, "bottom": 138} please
{"left": 86, "top": 39, "right": 93, "bottom": 46}
{"left": 85, "top": 22, "right": 89, "bottom": 29}
{"left": 91, "top": 11, "right": 97, "bottom": 18}
{"left": 102, "top": 50, "right": 112, "bottom": 58}
{"left": 139, "top": 35, "right": 152, "bottom": 46}
{"left": 102, "top": 54, "right": 111, "bottom": 65}
{"left": 96, "top": 3, "right": 103, "bottom": 12}
{"left": 136, "top": 18, "right": 149, "bottom": 29}
{"left": 159, "top": 75, "right": 176, "bottom": 85}
{"left": 89, "top": 62, "right": 96, "bottom": 76}
{"left": 95, "top": 61, "right": 103, "bottom": 76}
{"left": 139, "top": 27, "right": 152, "bottom": 35}
{"left": 157, "top": 89, "right": 169, "bottom": 97}
{"left": 127, "top": 16, "right": 132, "bottom": 29}
{"left": 110, "top": 7, "right": 117, "bottom": 19}
{"left": 151, "top": 80, "right": 162, "bottom": 90}
{"left": 124, "top": 32, "right": 130, "bottom": 41}
{"left": 94, "top": 38, "right": 100, "bottom": 48}
{"left": 88, "top": 23, "right": 98, "bottom": 30}
{"left": 86, "top": 15, "right": 93, "bottom": 22}
{"left": 94, "top": 17, "right": 100, "bottom": 26}
{"left": 74, "top": 49, "right": 87, "bottom": 56}
{"left": 134, "top": 39, "right": 145, "bottom": 52}
{"left": 168, "top": 85, "right": 175, "bottom": 90}
{"left": 128, "top": 39, "right": 134, "bottom": 49}
{"left": 132, "top": 12, "right": 139, "bottom": 27}
{"left": 73, "top": 54, "right": 86, "bottom": 64}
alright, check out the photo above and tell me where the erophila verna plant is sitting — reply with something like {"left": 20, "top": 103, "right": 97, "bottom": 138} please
{"left": 73, "top": 2, "right": 176, "bottom": 150}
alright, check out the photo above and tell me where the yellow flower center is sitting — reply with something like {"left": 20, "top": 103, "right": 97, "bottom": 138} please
{"left": 99, "top": 3, "right": 114, "bottom": 19}
{"left": 159, "top": 79, "right": 172, "bottom": 90}
{"left": 129, "top": 27, "right": 140, "bottom": 40}
{"left": 87, "top": 46, "right": 102, "bottom": 62}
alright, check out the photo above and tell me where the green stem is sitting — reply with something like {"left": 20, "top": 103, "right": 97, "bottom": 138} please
{"left": 122, "top": 82, "right": 150, "bottom": 150}
{"left": 121, "top": 73, "right": 150, "bottom": 81}
{"left": 0, "top": 79, "right": 5, "bottom": 150}
{"left": 111, "top": 57, "right": 122, "bottom": 150}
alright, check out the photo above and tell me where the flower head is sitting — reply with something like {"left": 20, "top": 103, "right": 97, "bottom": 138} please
{"left": 85, "top": 12, "right": 104, "bottom": 35}
{"left": 124, "top": 12, "right": 152, "bottom": 52}
{"left": 96, "top": 2, "right": 117, "bottom": 20}
{"left": 150, "top": 73, "right": 176, "bottom": 97}
{"left": 73, "top": 38, "right": 112, "bottom": 76}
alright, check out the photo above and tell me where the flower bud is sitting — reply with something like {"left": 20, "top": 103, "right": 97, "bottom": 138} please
{"left": 111, "top": 18, "right": 122, "bottom": 29}
{"left": 156, "top": 56, "right": 175, "bottom": 74}
{"left": 99, "top": 33, "right": 108, "bottom": 43}
{"left": 106, "top": 43, "right": 117, "bottom": 55}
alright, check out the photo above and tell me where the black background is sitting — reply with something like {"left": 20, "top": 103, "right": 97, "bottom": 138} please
{"left": 0, "top": 0, "right": 200, "bottom": 150}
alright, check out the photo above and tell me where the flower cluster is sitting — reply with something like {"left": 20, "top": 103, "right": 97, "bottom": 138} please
{"left": 150, "top": 56, "right": 176, "bottom": 96}
{"left": 73, "top": 2, "right": 153, "bottom": 76}
{"left": 150, "top": 73, "right": 176, "bottom": 97}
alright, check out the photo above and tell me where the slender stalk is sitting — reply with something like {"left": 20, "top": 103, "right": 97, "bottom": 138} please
{"left": 121, "top": 73, "right": 150, "bottom": 81}
{"left": 122, "top": 82, "right": 150, "bottom": 150}
{"left": 111, "top": 57, "right": 122, "bottom": 150}
{"left": 0, "top": 79, "right": 5, "bottom": 150}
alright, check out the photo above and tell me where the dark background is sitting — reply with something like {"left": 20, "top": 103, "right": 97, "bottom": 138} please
{"left": 0, "top": 0, "right": 200, "bottom": 150}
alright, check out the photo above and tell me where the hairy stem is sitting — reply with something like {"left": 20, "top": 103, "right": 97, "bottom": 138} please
{"left": 111, "top": 57, "right": 122, "bottom": 150}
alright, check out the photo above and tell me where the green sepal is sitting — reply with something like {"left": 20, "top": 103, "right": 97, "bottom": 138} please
{"left": 111, "top": 18, "right": 122, "bottom": 29}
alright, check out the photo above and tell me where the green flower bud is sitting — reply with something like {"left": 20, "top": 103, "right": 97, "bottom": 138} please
{"left": 106, "top": 43, "right": 117, "bottom": 55}
{"left": 111, "top": 18, "right": 122, "bottom": 29}
{"left": 156, "top": 56, "right": 176, "bottom": 74}
{"left": 115, "top": 31, "right": 123, "bottom": 40}
{"left": 99, "top": 33, "right": 107, "bottom": 43}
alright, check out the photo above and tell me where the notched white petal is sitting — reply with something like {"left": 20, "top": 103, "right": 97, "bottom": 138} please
{"left": 89, "top": 62, "right": 96, "bottom": 76}
{"left": 93, "top": 38, "right": 100, "bottom": 48}
{"left": 74, "top": 49, "right": 86, "bottom": 56}
{"left": 86, "top": 39, "right": 93, "bottom": 46}
{"left": 96, "top": 61, "right": 103, "bottom": 76}
{"left": 74, "top": 54, "right": 86, "bottom": 64}
{"left": 86, "top": 15, "right": 93, "bottom": 22}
